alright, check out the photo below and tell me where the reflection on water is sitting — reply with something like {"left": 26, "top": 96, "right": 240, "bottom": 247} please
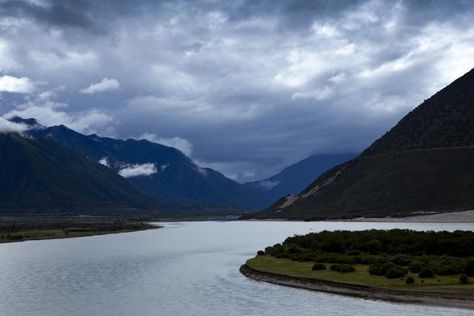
{"left": 0, "top": 221, "right": 472, "bottom": 316}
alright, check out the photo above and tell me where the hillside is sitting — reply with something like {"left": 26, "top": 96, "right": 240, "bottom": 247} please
{"left": 0, "top": 133, "right": 158, "bottom": 215}
{"left": 254, "top": 68, "right": 474, "bottom": 219}
{"left": 246, "top": 153, "right": 355, "bottom": 205}
{"left": 31, "top": 124, "right": 269, "bottom": 211}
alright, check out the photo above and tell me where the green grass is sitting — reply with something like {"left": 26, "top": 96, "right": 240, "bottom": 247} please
{"left": 247, "top": 256, "right": 474, "bottom": 293}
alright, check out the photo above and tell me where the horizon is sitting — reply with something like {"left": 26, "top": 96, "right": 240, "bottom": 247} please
{"left": 0, "top": 0, "right": 474, "bottom": 181}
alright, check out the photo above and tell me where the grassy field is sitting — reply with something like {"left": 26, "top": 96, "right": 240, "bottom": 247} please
{"left": 0, "top": 216, "right": 157, "bottom": 243}
{"left": 247, "top": 255, "right": 474, "bottom": 293}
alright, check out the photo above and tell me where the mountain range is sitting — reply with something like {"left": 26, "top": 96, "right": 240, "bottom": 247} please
{"left": 254, "top": 68, "right": 474, "bottom": 220}
{"left": 3, "top": 118, "right": 349, "bottom": 216}
{"left": 245, "top": 153, "right": 355, "bottom": 205}
{"left": 0, "top": 132, "right": 157, "bottom": 215}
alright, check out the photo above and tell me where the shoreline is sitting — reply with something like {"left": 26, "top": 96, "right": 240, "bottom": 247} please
{"left": 243, "top": 209, "right": 474, "bottom": 223}
{"left": 240, "top": 264, "right": 474, "bottom": 310}
{"left": 0, "top": 225, "right": 159, "bottom": 244}
{"left": 0, "top": 217, "right": 159, "bottom": 244}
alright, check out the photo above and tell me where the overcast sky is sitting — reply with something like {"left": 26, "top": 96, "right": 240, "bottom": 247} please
{"left": 0, "top": 0, "right": 473, "bottom": 181}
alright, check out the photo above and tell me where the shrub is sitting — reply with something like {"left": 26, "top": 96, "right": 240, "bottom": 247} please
{"left": 419, "top": 267, "right": 435, "bottom": 278}
{"left": 257, "top": 250, "right": 265, "bottom": 256}
{"left": 390, "top": 254, "right": 412, "bottom": 266}
{"left": 330, "top": 264, "right": 355, "bottom": 273}
{"left": 386, "top": 266, "right": 407, "bottom": 279}
{"left": 464, "top": 259, "right": 474, "bottom": 277}
{"left": 406, "top": 276, "right": 415, "bottom": 284}
{"left": 380, "top": 262, "right": 396, "bottom": 275}
{"left": 366, "top": 239, "right": 382, "bottom": 254}
{"left": 437, "top": 262, "right": 464, "bottom": 275}
{"left": 312, "top": 263, "right": 326, "bottom": 271}
{"left": 321, "top": 239, "right": 346, "bottom": 253}
{"left": 347, "top": 249, "right": 361, "bottom": 256}
{"left": 460, "top": 274, "right": 469, "bottom": 284}
{"left": 354, "top": 255, "right": 380, "bottom": 265}
{"left": 409, "top": 261, "right": 424, "bottom": 273}
{"left": 368, "top": 263, "right": 383, "bottom": 276}
{"left": 287, "top": 244, "right": 302, "bottom": 254}
{"left": 313, "top": 254, "right": 356, "bottom": 265}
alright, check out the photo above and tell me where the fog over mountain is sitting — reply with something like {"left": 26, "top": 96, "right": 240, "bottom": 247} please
{"left": 1, "top": 0, "right": 474, "bottom": 181}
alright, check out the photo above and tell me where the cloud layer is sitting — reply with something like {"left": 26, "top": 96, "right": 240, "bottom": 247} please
{"left": 118, "top": 163, "right": 157, "bottom": 178}
{"left": 0, "top": 75, "right": 34, "bottom": 93}
{"left": 0, "top": 117, "right": 28, "bottom": 133}
{"left": 0, "top": 0, "right": 473, "bottom": 180}
{"left": 80, "top": 77, "right": 120, "bottom": 94}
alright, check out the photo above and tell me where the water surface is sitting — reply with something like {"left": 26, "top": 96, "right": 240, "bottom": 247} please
{"left": 0, "top": 221, "right": 473, "bottom": 316}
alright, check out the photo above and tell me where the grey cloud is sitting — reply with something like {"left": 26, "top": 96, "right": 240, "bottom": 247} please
{"left": 0, "top": 0, "right": 97, "bottom": 30}
{"left": 0, "top": 0, "right": 473, "bottom": 181}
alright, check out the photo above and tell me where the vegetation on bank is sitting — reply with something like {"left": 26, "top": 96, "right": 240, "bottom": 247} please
{"left": 0, "top": 216, "right": 157, "bottom": 243}
{"left": 250, "top": 230, "right": 474, "bottom": 291}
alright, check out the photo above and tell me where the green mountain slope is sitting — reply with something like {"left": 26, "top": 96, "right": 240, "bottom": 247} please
{"left": 255, "top": 67, "right": 474, "bottom": 219}
{"left": 0, "top": 133, "right": 158, "bottom": 214}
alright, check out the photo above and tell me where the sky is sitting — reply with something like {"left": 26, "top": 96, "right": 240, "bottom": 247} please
{"left": 0, "top": 0, "right": 473, "bottom": 182}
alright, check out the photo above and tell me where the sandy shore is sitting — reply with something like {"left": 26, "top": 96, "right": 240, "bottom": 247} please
{"left": 351, "top": 210, "right": 474, "bottom": 223}
{"left": 240, "top": 264, "right": 474, "bottom": 310}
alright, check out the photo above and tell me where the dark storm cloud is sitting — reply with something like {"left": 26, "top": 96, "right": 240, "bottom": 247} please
{"left": 0, "top": 0, "right": 473, "bottom": 181}
{"left": 0, "top": 0, "right": 97, "bottom": 30}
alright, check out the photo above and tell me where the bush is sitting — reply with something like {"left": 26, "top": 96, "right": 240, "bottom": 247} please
{"left": 409, "top": 261, "right": 424, "bottom": 273}
{"left": 406, "top": 276, "right": 415, "bottom": 284}
{"left": 368, "top": 263, "right": 382, "bottom": 275}
{"left": 464, "top": 259, "right": 474, "bottom": 277}
{"left": 437, "top": 262, "right": 464, "bottom": 275}
{"left": 354, "top": 255, "right": 380, "bottom": 265}
{"left": 386, "top": 266, "right": 407, "bottom": 279}
{"left": 321, "top": 239, "right": 346, "bottom": 253}
{"left": 257, "top": 250, "right": 265, "bottom": 256}
{"left": 380, "top": 262, "right": 396, "bottom": 275}
{"left": 313, "top": 254, "right": 356, "bottom": 265}
{"left": 330, "top": 264, "right": 355, "bottom": 273}
{"left": 312, "top": 263, "right": 326, "bottom": 271}
{"left": 460, "top": 274, "right": 469, "bottom": 284}
{"left": 347, "top": 249, "right": 361, "bottom": 256}
{"left": 390, "top": 254, "right": 412, "bottom": 266}
{"left": 419, "top": 267, "right": 435, "bottom": 278}
{"left": 366, "top": 239, "right": 382, "bottom": 254}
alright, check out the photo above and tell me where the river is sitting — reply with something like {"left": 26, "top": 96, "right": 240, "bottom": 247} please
{"left": 0, "top": 221, "right": 473, "bottom": 316}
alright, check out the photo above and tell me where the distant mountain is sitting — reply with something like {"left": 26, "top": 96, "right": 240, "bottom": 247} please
{"left": 27, "top": 123, "right": 269, "bottom": 211}
{"left": 246, "top": 153, "right": 355, "bottom": 205}
{"left": 0, "top": 133, "right": 158, "bottom": 215}
{"left": 255, "top": 68, "right": 474, "bottom": 220}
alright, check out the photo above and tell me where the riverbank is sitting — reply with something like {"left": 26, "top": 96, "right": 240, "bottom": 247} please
{"left": 240, "top": 264, "right": 474, "bottom": 309}
{"left": 348, "top": 210, "right": 474, "bottom": 223}
{"left": 244, "top": 209, "right": 474, "bottom": 223}
{"left": 0, "top": 216, "right": 158, "bottom": 243}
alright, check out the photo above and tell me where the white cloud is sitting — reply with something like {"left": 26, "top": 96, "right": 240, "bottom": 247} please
{"left": 0, "top": 117, "right": 28, "bottom": 133}
{"left": 139, "top": 132, "right": 193, "bottom": 156}
{"left": 4, "top": 94, "right": 114, "bottom": 134}
{"left": 257, "top": 180, "right": 281, "bottom": 191}
{"left": 0, "top": 75, "right": 35, "bottom": 93}
{"left": 99, "top": 157, "right": 110, "bottom": 167}
{"left": 118, "top": 163, "right": 157, "bottom": 178}
{"left": 80, "top": 77, "right": 120, "bottom": 94}
{"left": 292, "top": 86, "right": 334, "bottom": 101}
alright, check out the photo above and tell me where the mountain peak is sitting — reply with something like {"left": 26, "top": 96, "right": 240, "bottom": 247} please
{"left": 255, "top": 67, "right": 474, "bottom": 220}
{"left": 8, "top": 116, "right": 39, "bottom": 126}
{"left": 362, "top": 67, "right": 474, "bottom": 156}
